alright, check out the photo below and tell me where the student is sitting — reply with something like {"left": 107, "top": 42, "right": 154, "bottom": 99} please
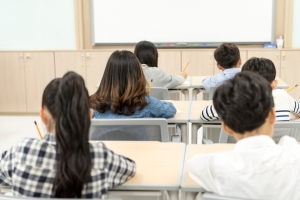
{"left": 200, "top": 57, "right": 300, "bottom": 121}
{"left": 134, "top": 40, "right": 187, "bottom": 89}
{"left": 90, "top": 50, "right": 176, "bottom": 119}
{"left": 202, "top": 43, "right": 241, "bottom": 92}
{"left": 0, "top": 72, "right": 136, "bottom": 198}
{"left": 189, "top": 71, "right": 300, "bottom": 200}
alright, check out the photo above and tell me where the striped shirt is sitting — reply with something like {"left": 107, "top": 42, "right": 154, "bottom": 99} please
{"left": 0, "top": 134, "right": 136, "bottom": 198}
{"left": 200, "top": 89, "right": 300, "bottom": 121}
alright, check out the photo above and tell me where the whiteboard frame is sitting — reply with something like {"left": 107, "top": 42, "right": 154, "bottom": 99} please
{"left": 90, "top": 0, "right": 276, "bottom": 48}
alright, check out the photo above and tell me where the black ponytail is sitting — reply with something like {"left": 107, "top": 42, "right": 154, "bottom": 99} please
{"left": 42, "top": 72, "right": 92, "bottom": 198}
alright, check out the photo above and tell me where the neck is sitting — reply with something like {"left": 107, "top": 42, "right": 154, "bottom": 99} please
{"left": 233, "top": 123, "right": 273, "bottom": 141}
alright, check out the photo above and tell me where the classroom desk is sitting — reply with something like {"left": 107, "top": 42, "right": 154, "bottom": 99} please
{"left": 169, "top": 76, "right": 191, "bottom": 100}
{"left": 166, "top": 101, "right": 191, "bottom": 143}
{"left": 190, "top": 76, "right": 289, "bottom": 100}
{"left": 181, "top": 144, "right": 235, "bottom": 200}
{"left": 103, "top": 141, "right": 186, "bottom": 200}
{"left": 189, "top": 101, "right": 217, "bottom": 144}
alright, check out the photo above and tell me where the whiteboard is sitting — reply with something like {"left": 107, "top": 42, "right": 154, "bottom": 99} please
{"left": 91, "top": 0, "right": 275, "bottom": 47}
{"left": 0, "top": 0, "right": 76, "bottom": 50}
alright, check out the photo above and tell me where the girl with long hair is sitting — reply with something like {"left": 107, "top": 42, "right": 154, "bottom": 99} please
{"left": 0, "top": 72, "right": 136, "bottom": 198}
{"left": 90, "top": 50, "right": 176, "bottom": 119}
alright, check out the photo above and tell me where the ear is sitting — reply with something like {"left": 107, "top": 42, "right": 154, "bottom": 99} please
{"left": 217, "top": 64, "right": 223, "bottom": 71}
{"left": 222, "top": 122, "right": 235, "bottom": 136}
{"left": 238, "top": 58, "right": 242, "bottom": 66}
{"left": 267, "top": 108, "right": 276, "bottom": 125}
{"left": 40, "top": 107, "right": 48, "bottom": 126}
{"left": 89, "top": 108, "right": 94, "bottom": 119}
{"left": 271, "top": 80, "right": 278, "bottom": 90}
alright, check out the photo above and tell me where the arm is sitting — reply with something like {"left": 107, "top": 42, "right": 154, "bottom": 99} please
{"left": 0, "top": 148, "right": 14, "bottom": 186}
{"left": 105, "top": 146, "right": 136, "bottom": 188}
{"left": 188, "top": 154, "right": 219, "bottom": 193}
{"left": 147, "top": 96, "right": 176, "bottom": 118}
{"left": 200, "top": 105, "right": 220, "bottom": 121}
{"left": 156, "top": 69, "right": 185, "bottom": 89}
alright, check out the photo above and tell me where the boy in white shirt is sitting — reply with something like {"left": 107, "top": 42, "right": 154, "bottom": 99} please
{"left": 202, "top": 43, "right": 241, "bottom": 92}
{"left": 189, "top": 71, "right": 300, "bottom": 200}
{"left": 201, "top": 57, "right": 300, "bottom": 121}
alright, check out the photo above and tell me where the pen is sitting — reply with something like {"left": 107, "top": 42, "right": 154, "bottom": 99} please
{"left": 148, "top": 79, "right": 153, "bottom": 94}
{"left": 34, "top": 121, "right": 43, "bottom": 139}
{"left": 286, "top": 84, "right": 298, "bottom": 93}
{"left": 183, "top": 60, "right": 191, "bottom": 72}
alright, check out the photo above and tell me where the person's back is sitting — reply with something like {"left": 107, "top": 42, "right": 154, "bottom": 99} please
{"left": 0, "top": 72, "right": 136, "bottom": 198}
{"left": 202, "top": 43, "right": 241, "bottom": 92}
{"left": 189, "top": 72, "right": 300, "bottom": 200}
{"left": 134, "top": 41, "right": 187, "bottom": 89}
{"left": 90, "top": 50, "right": 176, "bottom": 119}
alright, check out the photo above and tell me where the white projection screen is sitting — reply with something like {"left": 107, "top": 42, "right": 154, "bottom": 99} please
{"left": 91, "top": 0, "right": 275, "bottom": 47}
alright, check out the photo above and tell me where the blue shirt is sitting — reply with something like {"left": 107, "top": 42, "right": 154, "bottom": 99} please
{"left": 93, "top": 96, "right": 176, "bottom": 119}
{"left": 202, "top": 68, "right": 241, "bottom": 92}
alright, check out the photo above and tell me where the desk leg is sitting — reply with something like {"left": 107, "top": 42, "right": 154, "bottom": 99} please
{"left": 168, "top": 190, "right": 179, "bottom": 200}
{"left": 178, "top": 123, "right": 188, "bottom": 144}
{"left": 181, "top": 191, "right": 198, "bottom": 200}
{"left": 181, "top": 89, "right": 189, "bottom": 101}
{"left": 191, "top": 124, "right": 201, "bottom": 144}
{"left": 192, "top": 89, "right": 201, "bottom": 101}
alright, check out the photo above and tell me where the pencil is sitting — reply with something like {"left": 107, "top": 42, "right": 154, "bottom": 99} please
{"left": 148, "top": 79, "right": 153, "bottom": 94}
{"left": 183, "top": 60, "right": 191, "bottom": 72}
{"left": 286, "top": 84, "right": 298, "bottom": 93}
{"left": 34, "top": 121, "right": 43, "bottom": 139}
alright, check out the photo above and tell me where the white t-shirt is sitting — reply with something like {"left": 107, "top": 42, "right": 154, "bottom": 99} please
{"left": 188, "top": 135, "right": 300, "bottom": 200}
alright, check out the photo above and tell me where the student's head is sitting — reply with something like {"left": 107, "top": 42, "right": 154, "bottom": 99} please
{"left": 41, "top": 71, "right": 92, "bottom": 198}
{"left": 242, "top": 57, "right": 277, "bottom": 89}
{"left": 90, "top": 50, "right": 148, "bottom": 115}
{"left": 213, "top": 71, "right": 275, "bottom": 141}
{"left": 214, "top": 43, "right": 241, "bottom": 69}
{"left": 134, "top": 40, "right": 158, "bottom": 67}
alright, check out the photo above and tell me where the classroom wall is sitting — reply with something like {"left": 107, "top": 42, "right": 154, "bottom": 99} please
{"left": 293, "top": 0, "right": 300, "bottom": 48}
{"left": 0, "top": 0, "right": 76, "bottom": 50}
{"left": 80, "top": 0, "right": 287, "bottom": 50}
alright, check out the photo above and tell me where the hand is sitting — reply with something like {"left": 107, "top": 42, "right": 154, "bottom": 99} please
{"left": 180, "top": 71, "right": 187, "bottom": 79}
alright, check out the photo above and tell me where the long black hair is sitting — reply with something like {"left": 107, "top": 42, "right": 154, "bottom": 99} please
{"left": 42, "top": 71, "right": 92, "bottom": 198}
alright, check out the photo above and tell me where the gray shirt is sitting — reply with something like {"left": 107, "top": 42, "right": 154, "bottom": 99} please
{"left": 141, "top": 64, "right": 185, "bottom": 89}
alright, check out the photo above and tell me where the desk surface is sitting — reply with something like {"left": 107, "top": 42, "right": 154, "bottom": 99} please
{"left": 181, "top": 144, "right": 235, "bottom": 191}
{"left": 166, "top": 101, "right": 191, "bottom": 123}
{"left": 189, "top": 101, "right": 216, "bottom": 123}
{"left": 190, "top": 76, "right": 289, "bottom": 89}
{"left": 102, "top": 141, "right": 186, "bottom": 190}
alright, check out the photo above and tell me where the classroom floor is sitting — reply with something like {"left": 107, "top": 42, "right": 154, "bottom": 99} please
{"left": 0, "top": 116, "right": 44, "bottom": 153}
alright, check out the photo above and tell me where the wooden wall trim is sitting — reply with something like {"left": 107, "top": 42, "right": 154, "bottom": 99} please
{"left": 74, "top": 0, "right": 84, "bottom": 50}
{"left": 284, "top": 0, "right": 294, "bottom": 48}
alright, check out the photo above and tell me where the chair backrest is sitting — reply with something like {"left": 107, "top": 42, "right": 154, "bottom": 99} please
{"left": 0, "top": 195, "right": 121, "bottom": 200}
{"left": 89, "top": 118, "right": 170, "bottom": 142}
{"left": 218, "top": 121, "right": 300, "bottom": 143}
{"left": 202, "top": 193, "right": 250, "bottom": 200}
{"left": 148, "top": 87, "right": 170, "bottom": 100}
{"left": 209, "top": 86, "right": 218, "bottom": 100}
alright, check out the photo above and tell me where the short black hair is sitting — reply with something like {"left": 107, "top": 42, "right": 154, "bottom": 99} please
{"left": 241, "top": 57, "right": 276, "bottom": 83}
{"left": 213, "top": 71, "right": 274, "bottom": 134}
{"left": 214, "top": 43, "right": 240, "bottom": 69}
{"left": 134, "top": 41, "right": 158, "bottom": 67}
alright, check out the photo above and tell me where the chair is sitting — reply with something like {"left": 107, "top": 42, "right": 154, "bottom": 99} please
{"left": 89, "top": 118, "right": 170, "bottom": 142}
{"left": 202, "top": 192, "right": 250, "bottom": 200}
{"left": 202, "top": 86, "right": 218, "bottom": 100}
{"left": 148, "top": 87, "right": 170, "bottom": 100}
{"left": 206, "top": 121, "right": 300, "bottom": 144}
{"left": 0, "top": 194, "right": 121, "bottom": 200}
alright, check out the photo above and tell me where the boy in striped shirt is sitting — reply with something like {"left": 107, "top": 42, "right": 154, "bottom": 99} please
{"left": 201, "top": 57, "right": 300, "bottom": 121}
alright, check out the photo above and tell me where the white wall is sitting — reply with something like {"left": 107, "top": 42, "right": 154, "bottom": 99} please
{"left": 293, "top": 0, "right": 300, "bottom": 48}
{"left": 0, "top": 0, "right": 76, "bottom": 50}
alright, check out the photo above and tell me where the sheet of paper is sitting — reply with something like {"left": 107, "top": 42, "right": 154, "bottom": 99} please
{"left": 176, "top": 109, "right": 183, "bottom": 114}
{"left": 182, "top": 80, "right": 190, "bottom": 85}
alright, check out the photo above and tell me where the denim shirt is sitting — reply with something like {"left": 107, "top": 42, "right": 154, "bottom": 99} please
{"left": 202, "top": 68, "right": 241, "bottom": 92}
{"left": 93, "top": 96, "right": 176, "bottom": 119}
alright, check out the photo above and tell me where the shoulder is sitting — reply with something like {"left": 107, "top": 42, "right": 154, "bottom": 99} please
{"left": 89, "top": 142, "right": 110, "bottom": 168}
